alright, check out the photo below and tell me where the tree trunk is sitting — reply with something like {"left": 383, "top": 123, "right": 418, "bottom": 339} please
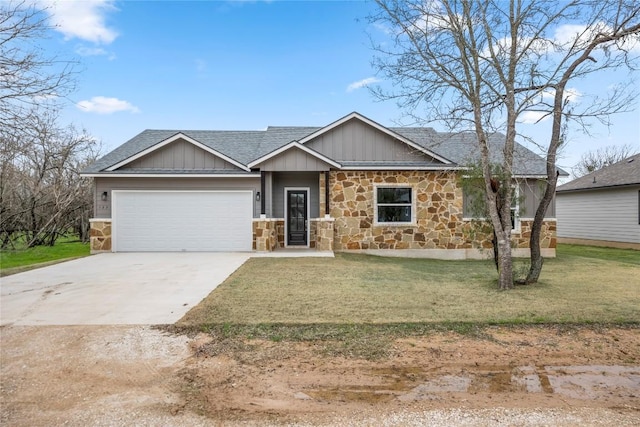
{"left": 525, "top": 173, "right": 557, "bottom": 283}
{"left": 497, "top": 234, "right": 514, "bottom": 290}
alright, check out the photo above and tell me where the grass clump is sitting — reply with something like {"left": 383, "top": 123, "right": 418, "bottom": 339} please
{"left": 179, "top": 246, "right": 640, "bottom": 327}
{"left": 0, "top": 237, "right": 90, "bottom": 274}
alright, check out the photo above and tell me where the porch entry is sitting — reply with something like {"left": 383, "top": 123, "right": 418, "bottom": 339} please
{"left": 285, "top": 188, "right": 309, "bottom": 246}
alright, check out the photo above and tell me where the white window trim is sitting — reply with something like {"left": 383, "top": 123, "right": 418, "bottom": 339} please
{"left": 373, "top": 184, "right": 416, "bottom": 226}
{"left": 283, "top": 187, "right": 310, "bottom": 248}
{"left": 511, "top": 184, "right": 521, "bottom": 233}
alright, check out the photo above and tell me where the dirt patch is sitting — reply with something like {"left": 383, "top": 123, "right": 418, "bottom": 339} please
{"left": 1, "top": 325, "right": 639, "bottom": 426}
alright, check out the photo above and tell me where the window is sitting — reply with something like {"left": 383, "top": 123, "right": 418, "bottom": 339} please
{"left": 511, "top": 185, "right": 520, "bottom": 231}
{"left": 375, "top": 186, "right": 413, "bottom": 224}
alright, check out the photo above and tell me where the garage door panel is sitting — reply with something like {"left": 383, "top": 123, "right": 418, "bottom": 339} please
{"left": 113, "top": 191, "right": 252, "bottom": 252}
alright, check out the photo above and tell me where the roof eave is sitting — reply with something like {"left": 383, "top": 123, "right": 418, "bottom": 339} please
{"left": 557, "top": 182, "right": 640, "bottom": 193}
{"left": 81, "top": 172, "right": 260, "bottom": 178}
{"left": 104, "top": 132, "right": 251, "bottom": 172}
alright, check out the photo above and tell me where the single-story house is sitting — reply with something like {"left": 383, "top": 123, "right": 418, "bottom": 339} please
{"left": 82, "top": 112, "right": 562, "bottom": 258}
{"left": 557, "top": 153, "right": 640, "bottom": 250}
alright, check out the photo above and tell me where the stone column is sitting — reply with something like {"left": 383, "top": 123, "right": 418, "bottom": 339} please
{"left": 253, "top": 219, "right": 279, "bottom": 252}
{"left": 315, "top": 218, "right": 335, "bottom": 251}
{"left": 90, "top": 219, "right": 112, "bottom": 253}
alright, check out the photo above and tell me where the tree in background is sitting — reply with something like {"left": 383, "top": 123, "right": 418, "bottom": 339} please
{"left": 0, "top": 109, "right": 100, "bottom": 248}
{"left": 1, "top": 2, "right": 99, "bottom": 248}
{"left": 573, "top": 144, "right": 638, "bottom": 177}
{"left": 371, "top": 0, "right": 640, "bottom": 289}
{"left": 0, "top": 1, "right": 76, "bottom": 137}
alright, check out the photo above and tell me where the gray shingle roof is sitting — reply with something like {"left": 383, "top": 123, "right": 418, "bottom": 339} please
{"left": 390, "top": 128, "right": 563, "bottom": 176}
{"left": 556, "top": 153, "right": 640, "bottom": 192}
{"left": 84, "top": 116, "right": 560, "bottom": 176}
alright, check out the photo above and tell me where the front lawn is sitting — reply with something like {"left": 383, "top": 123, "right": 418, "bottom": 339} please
{"left": 0, "top": 238, "right": 90, "bottom": 273}
{"left": 179, "top": 244, "right": 640, "bottom": 327}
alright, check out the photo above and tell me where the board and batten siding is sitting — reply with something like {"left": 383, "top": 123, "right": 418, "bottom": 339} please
{"left": 94, "top": 177, "right": 261, "bottom": 219}
{"left": 120, "top": 139, "right": 242, "bottom": 171}
{"left": 271, "top": 172, "right": 320, "bottom": 218}
{"left": 259, "top": 147, "right": 332, "bottom": 171}
{"left": 520, "top": 180, "right": 556, "bottom": 218}
{"left": 463, "top": 179, "right": 556, "bottom": 218}
{"left": 557, "top": 186, "right": 640, "bottom": 244}
{"left": 305, "top": 118, "right": 435, "bottom": 162}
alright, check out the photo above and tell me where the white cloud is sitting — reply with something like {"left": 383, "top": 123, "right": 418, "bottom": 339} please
{"left": 539, "top": 87, "right": 582, "bottom": 103}
{"left": 42, "top": 0, "right": 118, "bottom": 44}
{"left": 564, "top": 87, "right": 582, "bottom": 103}
{"left": 75, "top": 45, "right": 110, "bottom": 57}
{"left": 372, "top": 22, "right": 392, "bottom": 35}
{"left": 553, "top": 24, "right": 590, "bottom": 47}
{"left": 518, "top": 111, "right": 550, "bottom": 124}
{"left": 77, "top": 96, "right": 139, "bottom": 114}
{"left": 346, "top": 77, "right": 380, "bottom": 93}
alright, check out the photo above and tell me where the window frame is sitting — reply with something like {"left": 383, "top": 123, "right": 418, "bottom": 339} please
{"left": 373, "top": 184, "right": 416, "bottom": 226}
{"left": 511, "top": 184, "right": 521, "bottom": 233}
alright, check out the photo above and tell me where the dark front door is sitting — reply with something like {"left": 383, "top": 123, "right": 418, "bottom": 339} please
{"left": 287, "top": 190, "right": 307, "bottom": 246}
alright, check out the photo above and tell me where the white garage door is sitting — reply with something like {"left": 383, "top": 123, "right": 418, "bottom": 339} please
{"left": 113, "top": 191, "right": 253, "bottom": 252}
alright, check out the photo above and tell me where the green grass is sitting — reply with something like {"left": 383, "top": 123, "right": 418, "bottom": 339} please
{"left": 0, "top": 237, "right": 90, "bottom": 272}
{"left": 557, "top": 243, "right": 640, "bottom": 264}
{"left": 178, "top": 244, "right": 640, "bottom": 329}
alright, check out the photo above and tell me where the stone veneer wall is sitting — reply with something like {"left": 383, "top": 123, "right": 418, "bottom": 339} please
{"left": 461, "top": 219, "right": 557, "bottom": 250}
{"left": 330, "top": 171, "right": 468, "bottom": 250}
{"left": 328, "top": 171, "right": 557, "bottom": 254}
{"left": 314, "top": 218, "right": 335, "bottom": 251}
{"left": 253, "top": 219, "right": 332, "bottom": 250}
{"left": 90, "top": 219, "right": 112, "bottom": 253}
{"left": 253, "top": 219, "right": 278, "bottom": 251}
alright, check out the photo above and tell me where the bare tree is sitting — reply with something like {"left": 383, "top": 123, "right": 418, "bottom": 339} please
{"left": 0, "top": 109, "right": 100, "bottom": 248}
{"left": 370, "top": 0, "right": 640, "bottom": 289}
{"left": 0, "top": 0, "right": 76, "bottom": 137}
{"left": 572, "top": 144, "right": 638, "bottom": 177}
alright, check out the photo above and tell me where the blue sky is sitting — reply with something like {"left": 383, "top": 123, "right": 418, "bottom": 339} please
{"left": 39, "top": 0, "right": 639, "bottom": 174}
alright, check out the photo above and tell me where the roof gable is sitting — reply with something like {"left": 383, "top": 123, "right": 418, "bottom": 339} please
{"left": 557, "top": 153, "right": 640, "bottom": 192}
{"left": 299, "top": 112, "right": 453, "bottom": 164}
{"left": 248, "top": 141, "right": 341, "bottom": 170}
{"left": 106, "top": 133, "right": 250, "bottom": 172}
{"left": 116, "top": 137, "right": 244, "bottom": 171}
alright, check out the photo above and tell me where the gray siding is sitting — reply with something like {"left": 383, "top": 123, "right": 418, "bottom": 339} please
{"left": 94, "top": 177, "right": 261, "bottom": 218}
{"left": 462, "top": 178, "right": 556, "bottom": 218}
{"left": 259, "top": 147, "right": 332, "bottom": 171}
{"left": 557, "top": 186, "right": 640, "bottom": 244}
{"left": 264, "top": 171, "right": 273, "bottom": 217}
{"left": 306, "top": 118, "right": 435, "bottom": 162}
{"left": 120, "top": 139, "right": 242, "bottom": 171}
{"left": 520, "top": 179, "right": 556, "bottom": 218}
{"left": 271, "top": 172, "right": 320, "bottom": 218}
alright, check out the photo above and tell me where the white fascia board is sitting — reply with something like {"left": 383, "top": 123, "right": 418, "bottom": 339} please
{"left": 513, "top": 174, "right": 549, "bottom": 179}
{"left": 247, "top": 141, "right": 342, "bottom": 169}
{"left": 81, "top": 173, "right": 261, "bottom": 178}
{"left": 340, "top": 165, "right": 464, "bottom": 171}
{"left": 297, "top": 112, "right": 453, "bottom": 165}
{"left": 460, "top": 174, "right": 547, "bottom": 179}
{"left": 105, "top": 133, "right": 250, "bottom": 172}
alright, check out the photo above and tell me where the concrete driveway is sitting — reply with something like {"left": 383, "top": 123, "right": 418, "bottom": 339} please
{"left": 0, "top": 252, "right": 250, "bottom": 326}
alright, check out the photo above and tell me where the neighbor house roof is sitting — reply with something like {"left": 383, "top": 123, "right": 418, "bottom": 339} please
{"left": 557, "top": 153, "right": 640, "bottom": 192}
{"left": 83, "top": 112, "right": 563, "bottom": 176}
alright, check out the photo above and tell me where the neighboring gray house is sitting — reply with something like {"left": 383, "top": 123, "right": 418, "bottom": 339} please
{"left": 82, "top": 112, "right": 561, "bottom": 257}
{"left": 556, "top": 153, "right": 640, "bottom": 249}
